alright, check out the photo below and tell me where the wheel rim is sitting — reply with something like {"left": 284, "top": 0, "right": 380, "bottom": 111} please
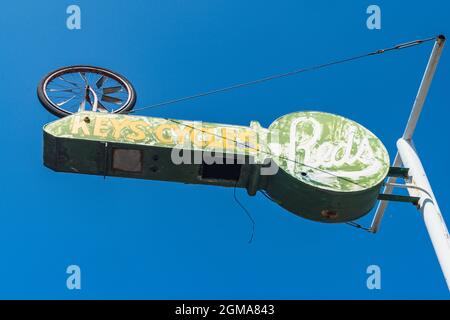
{"left": 41, "top": 66, "right": 134, "bottom": 116}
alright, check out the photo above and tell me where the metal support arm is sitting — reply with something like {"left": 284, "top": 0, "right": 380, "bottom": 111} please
{"left": 370, "top": 35, "right": 446, "bottom": 233}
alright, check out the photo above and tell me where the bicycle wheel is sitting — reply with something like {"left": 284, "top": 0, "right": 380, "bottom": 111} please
{"left": 37, "top": 65, "right": 137, "bottom": 118}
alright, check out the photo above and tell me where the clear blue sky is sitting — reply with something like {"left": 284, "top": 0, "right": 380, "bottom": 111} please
{"left": 0, "top": 0, "right": 449, "bottom": 299}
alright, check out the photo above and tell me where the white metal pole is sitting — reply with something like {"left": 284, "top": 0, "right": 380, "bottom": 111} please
{"left": 403, "top": 35, "right": 446, "bottom": 140}
{"left": 370, "top": 35, "right": 446, "bottom": 233}
{"left": 397, "top": 138, "right": 450, "bottom": 290}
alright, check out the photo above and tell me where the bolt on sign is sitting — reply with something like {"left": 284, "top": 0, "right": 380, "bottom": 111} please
{"left": 44, "top": 111, "right": 389, "bottom": 223}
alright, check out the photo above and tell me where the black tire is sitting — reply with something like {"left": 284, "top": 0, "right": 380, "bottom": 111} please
{"left": 37, "top": 65, "right": 137, "bottom": 118}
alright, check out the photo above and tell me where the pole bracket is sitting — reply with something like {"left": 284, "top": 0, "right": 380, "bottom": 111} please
{"left": 387, "top": 166, "right": 410, "bottom": 179}
{"left": 377, "top": 193, "right": 420, "bottom": 206}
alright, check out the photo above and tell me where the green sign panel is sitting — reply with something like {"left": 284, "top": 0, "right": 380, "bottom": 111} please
{"left": 44, "top": 112, "right": 261, "bottom": 155}
{"left": 44, "top": 111, "right": 390, "bottom": 223}
{"left": 268, "top": 111, "right": 390, "bottom": 192}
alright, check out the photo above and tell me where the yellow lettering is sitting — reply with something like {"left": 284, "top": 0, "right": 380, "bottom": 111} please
{"left": 155, "top": 124, "right": 176, "bottom": 144}
{"left": 190, "top": 126, "right": 214, "bottom": 148}
{"left": 93, "top": 117, "right": 110, "bottom": 138}
{"left": 172, "top": 125, "right": 192, "bottom": 145}
{"left": 110, "top": 118, "right": 131, "bottom": 139}
{"left": 71, "top": 116, "right": 90, "bottom": 136}
{"left": 221, "top": 128, "right": 237, "bottom": 151}
{"left": 238, "top": 130, "right": 257, "bottom": 151}
{"left": 127, "top": 120, "right": 147, "bottom": 141}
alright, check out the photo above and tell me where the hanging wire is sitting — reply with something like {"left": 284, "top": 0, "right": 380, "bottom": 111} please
{"left": 125, "top": 36, "right": 438, "bottom": 189}
{"left": 260, "top": 190, "right": 276, "bottom": 202}
{"left": 126, "top": 36, "right": 437, "bottom": 236}
{"left": 167, "top": 119, "right": 364, "bottom": 241}
{"left": 103, "top": 142, "right": 108, "bottom": 179}
{"left": 384, "top": 182, "right": 433, "bottom": 199}
{"left": 233, "top": 181, "right": 255, "bottom": 244}
{"left": 128, "top": 36, "right": 437, "bottom": 113}
{"left": 345, "top": 221, "right": 371, "bottom": 232}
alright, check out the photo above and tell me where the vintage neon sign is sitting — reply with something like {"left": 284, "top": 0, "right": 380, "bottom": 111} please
{"left": 44, "top": 110, "right": 389, "bottom": 223}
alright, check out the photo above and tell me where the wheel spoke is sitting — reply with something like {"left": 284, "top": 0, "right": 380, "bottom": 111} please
{"left": 96, "top": 75, "right": 107, "bottom": 88}
{"left": 48, "top": 88, "right": 78, "bottom": 93}
{"left": 47, "top": 81, "right": 77, "bottom": 90}
{"left": 101, "top": 95, "right": 123, "bottom": 105}
{"left": 79, "top": 72, "right": 88, "bottom": 85}
{"left": 58, "top": 76, "right": 82, "bottom": 88}
{"left": 102, "top": 86, "right": 122, "bottom": 94}
{"left": 79, "top": 100, "right": 86, "bottom": 112}
{"left": 40, "top": 67, "right": 133, "bottom": 117}
{"left": 56, "top": 95, "right": 77, "bottom": 107}
{"left": 62, "top": 95, "right": 82, "bottom": 111}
